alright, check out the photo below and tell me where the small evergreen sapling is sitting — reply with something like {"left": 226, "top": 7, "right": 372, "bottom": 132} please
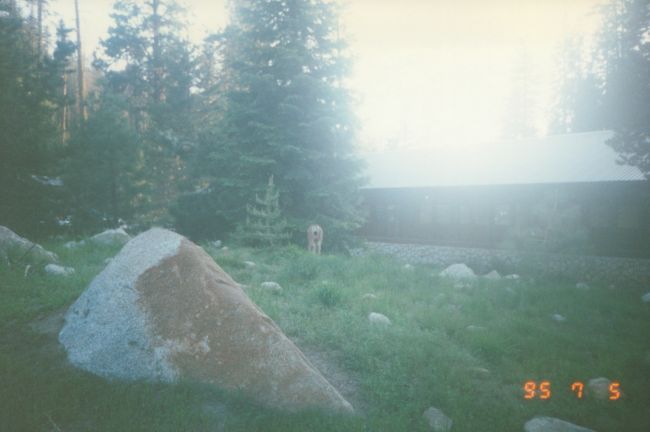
{"left": 233, "top": 176, "right": 290, "bottom": 247}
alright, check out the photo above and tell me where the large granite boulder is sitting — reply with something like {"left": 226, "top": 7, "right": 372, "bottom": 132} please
{"left": 0, "top": 225, "right": 58, "bottom": 264}
{"left": 59, "top": 228, "right": 352, "bottom": 413}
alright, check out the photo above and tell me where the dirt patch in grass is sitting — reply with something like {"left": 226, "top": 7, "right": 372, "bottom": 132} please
{"left": 298, "top": 343, "right": 367, "bottom": 415}
{"left": 26, "top": 307, "right": 68, "bottom": 361}
{"left": 29, "top": 307, "right": 67, "bottom": 336}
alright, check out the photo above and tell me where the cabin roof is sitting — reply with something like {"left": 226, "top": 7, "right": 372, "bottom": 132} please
{"left": 360, "top": 130, "right": 646, "bottom": 189}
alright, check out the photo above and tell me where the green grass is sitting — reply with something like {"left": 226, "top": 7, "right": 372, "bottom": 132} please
{"left": 1, "top": 241, "right": 649, "bottom": 431}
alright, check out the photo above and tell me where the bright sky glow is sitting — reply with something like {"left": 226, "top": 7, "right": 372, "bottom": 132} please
{"left": 47, "top": 0, "right": 602, "bottom": 151}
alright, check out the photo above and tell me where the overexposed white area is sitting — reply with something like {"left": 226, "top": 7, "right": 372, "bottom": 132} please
{"left": 45, "top": 0, "right": 602, "bottom": 151}
{"left": 362, "top": 131, "right": 645, "bottom": 188}
{"left": 342, "top": 0, "right": 602, "bottom": 149}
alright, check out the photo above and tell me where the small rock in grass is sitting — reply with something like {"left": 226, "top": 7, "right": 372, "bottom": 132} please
{"left": 587, "top": 377, "right": 612, "bottom": 400}
{"left": 422, "top": 406, "right": 453, "bottom": 432}
{"left": 440, "top": 263, "right": 476, "bottom": 280}
{"left": 551, "top": 313, "right": 566, "bottom": 322}
{"left": 361, "top": 293, "right": 377, "bottom": 300}
{"left": 641, "top": 292, "right": 650, "bottom": 303}
{"left": 467, "top": 366, "right": 490, "bottom": 376}
{"left": 44, "top": 264, "right": 75, "bottom": 276}
{"left": 484, "top": 270, "right": 501, "bottom": 280}
{"left": 466, "top": 325, "right": 487, "bottom": 332}
{"left": 524, "top": 416, "right": 595, "bottom": 432}
{"left": 504, "top": 274, "right": 520, "bottom": 280}
{"left": 243, "top": 261, "right": 256, "bottom": 268}
{"left": 24, "top": 264, "right": 31, "bottom": 278}
{"left": 64, "top": 240, "right": 85, "bottom": 249}
{"left": 576, "top": 282, "right": 590, "bottom": 291}
{"left": 89, "top": 228, "right": 131, "bottom": 246}
{"left": 403, "top": 263, "right": 414, "bottom": 270}
{"left": 368, "top": 312, "right": 391, "bottom": 326}
{"left": 260, "top": 281, "right": 282, "bottom": 292}
{"left": 211, "top": 240, "right": 222, "bottom": 249}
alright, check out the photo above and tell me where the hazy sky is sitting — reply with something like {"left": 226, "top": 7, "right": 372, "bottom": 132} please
{"left": 47, "top": 0, "right": 602, "bottom": 150}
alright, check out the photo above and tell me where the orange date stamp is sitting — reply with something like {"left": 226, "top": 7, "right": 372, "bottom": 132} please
{"left": 523, "top": 380, "right": 621, "bottom": 400}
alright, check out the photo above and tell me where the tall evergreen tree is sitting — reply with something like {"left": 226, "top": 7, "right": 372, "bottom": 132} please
{"left": 502, "top": 48, "right": 539, "bottom": 139}
{"left": 0, "top": 2, "right": 69, "bottom": 237}
{"left": 595, "top": 0, "right": 650, "bottom": 175}
{"left": 549, "top": 35, "right": 605, "bottom": 134}
{"left": 183, "top": 0, "right": 365, "bottom": 248}
{"left": 64, "top": 93, "right": 141, "bottom": 232}
{"left": 94, "top": 0, "right": 197, "bottom": 226}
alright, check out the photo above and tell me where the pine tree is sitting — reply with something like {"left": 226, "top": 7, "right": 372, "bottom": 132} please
{"left": 549, "top": 35, "right": 605, "bottom": 134}
{"left": 94, "top": 0, "right": 197, "bottom": 226}
{"left": 184, "top": 0, "right": 365, "bottom": 248}
{"left": 232, "top": 176, "right": 290, "bottom": 247}
{"left": 502, "top": 47, "right": 539, "bottom": 139}
{"left": 0, "top": 3, "right": 66, "bottom": 237}
{"left": 64, "top": 93, "right": 141, "bottom": 232}
{"left": 594, "top": 0, "right": 650, "bottom": 175}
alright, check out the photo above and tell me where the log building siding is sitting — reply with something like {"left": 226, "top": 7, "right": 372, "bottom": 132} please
{"left": 359, "top": 132, "right": 650, "bottom": 258}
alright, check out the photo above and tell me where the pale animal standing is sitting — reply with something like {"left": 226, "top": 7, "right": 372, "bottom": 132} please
{"left": 307, "top": 224, "right": 323, "bottom": 255}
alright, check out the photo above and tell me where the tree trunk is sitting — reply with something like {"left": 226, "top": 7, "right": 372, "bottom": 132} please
{"left": 152, "top": 0, "right": 162, "bottom": 103}
{"left": 61, "top": 72, "right": 68, "bottom": 144}
{"left": 37, "top": 0, "right": 43, "bottom": 62}
{"left": 74, "top": 0, "right": 86, "bottom": 122}
{"left": 109, "top": 155, "right": 118, "bottom": 225}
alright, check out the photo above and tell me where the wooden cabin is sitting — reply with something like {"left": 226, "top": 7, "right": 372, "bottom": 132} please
{"left": 359, "top": 131, "right": 650, "bottom": 258}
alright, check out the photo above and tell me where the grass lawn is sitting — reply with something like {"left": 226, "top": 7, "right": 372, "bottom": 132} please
{"left": 1, "top": 241, "right": 649, "bottom": 431}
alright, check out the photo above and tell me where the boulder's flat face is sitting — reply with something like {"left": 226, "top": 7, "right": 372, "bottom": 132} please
{"left": 59, "top": 228, "right": 352, "bottom": 413}
{"left": 0, "top": 225, "right": 58, "bottom": 264}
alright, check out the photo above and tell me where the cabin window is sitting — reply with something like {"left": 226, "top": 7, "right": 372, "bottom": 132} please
{"left": 494, "top": 204, "right": 512, "bottom": 226}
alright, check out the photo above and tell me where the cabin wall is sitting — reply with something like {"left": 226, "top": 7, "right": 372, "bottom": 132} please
{"left": 359, "top": 181, "right": 650, "bottom": 258}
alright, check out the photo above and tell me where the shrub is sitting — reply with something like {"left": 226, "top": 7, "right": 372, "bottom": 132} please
{"left": 315, "top": 285, "right": 343, "bottom": 308}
